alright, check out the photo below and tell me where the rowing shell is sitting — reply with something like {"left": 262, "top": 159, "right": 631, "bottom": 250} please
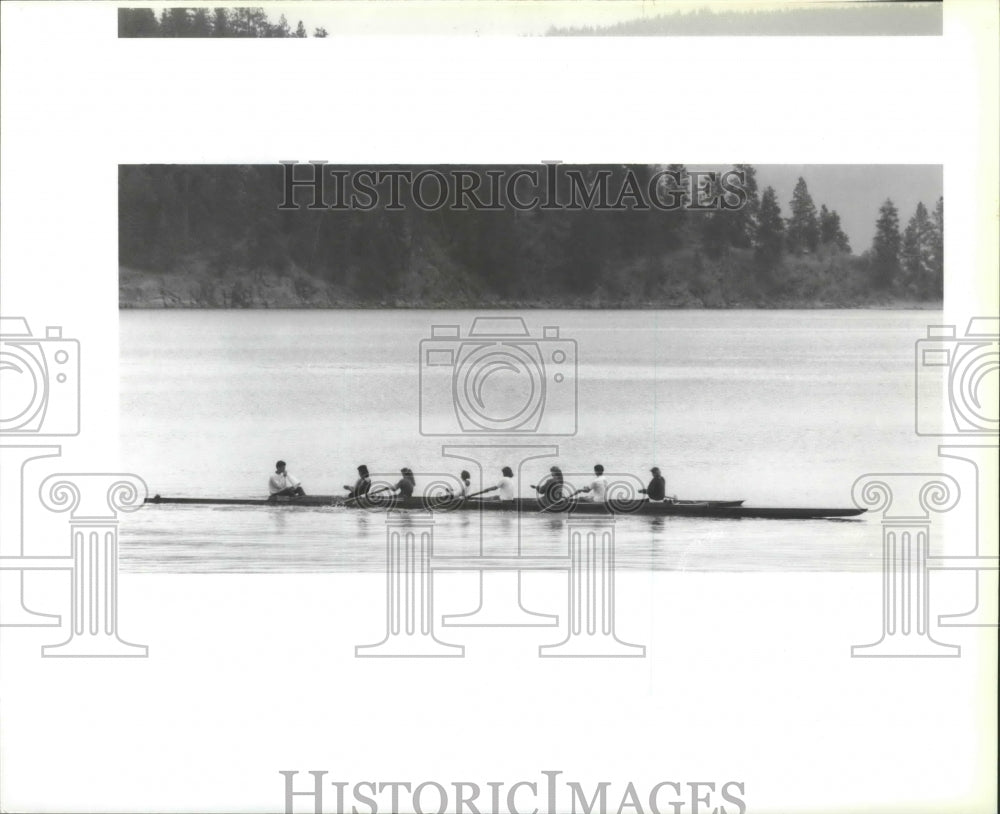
{"left": 144, "top": 495, "right": 740, "bottom": 508}
{"left": 144, "top": 495, "right": 864, "bottom": 519}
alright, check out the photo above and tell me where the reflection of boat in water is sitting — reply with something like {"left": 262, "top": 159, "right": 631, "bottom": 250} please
{"left": 145, "top": 494, "right": 864, "bottom": 519}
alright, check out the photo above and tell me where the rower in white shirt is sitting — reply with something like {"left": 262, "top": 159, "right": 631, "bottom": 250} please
{"left": 577, "top": 464, "right": 607, "bottom": 502}
{"left": 268, "top": 460, "right": 306, "bottom": 498}
{"left": 480, "top": 466, "right": 516, "bottom": 501}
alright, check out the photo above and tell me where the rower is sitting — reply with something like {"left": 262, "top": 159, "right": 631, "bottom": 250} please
{"left": 480, "top": 466, "right": 515, "bottom": 501}
{"left": 443, "top": 470, "right": 473, "bottom": 500}
{"left": 531, "top": 465, "right": 565, "bottom": 507}
{"left": 640, "top": 467, "right": 666, "bottom": 501}
{"left": 269, "top": 460, "right": 306, "bottom": 498}
{"left": 390, "top": 468, "right": 416, "bottom": 499}
{"left": 577, "top": 464, "right": 607, "bottom": 502}
{"left": 344, "top": 465, "right": 371, "bottom": 498}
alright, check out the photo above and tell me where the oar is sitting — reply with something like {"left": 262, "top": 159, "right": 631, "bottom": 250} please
{"left": 539, "top": 488, "right": 581, "bottom": 513}
{"left": 343, "top": 485, "right": 390, "bottom": 505}
{"left": 428, "top": 486, "right": 494, "bottom": 510}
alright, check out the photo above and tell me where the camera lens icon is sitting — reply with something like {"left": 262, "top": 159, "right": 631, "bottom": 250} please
{"left": 949, "top": 343, "right": 999, "bottom": 432}
{"left": 0, "top": 317, "right": 80, "bottom": 436}
{"left": 0, "top": 346, "right": 48, "bottom": 429}
{"left": 454, "top": 343, "right": 546, "bottom": 432}
{"left": 420, "top": 317, "right": 577, "bottom": 436}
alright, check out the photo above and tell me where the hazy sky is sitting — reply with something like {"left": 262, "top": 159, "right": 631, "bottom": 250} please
{"left": 750, "top": 165, "right": 942, "bottom": 252}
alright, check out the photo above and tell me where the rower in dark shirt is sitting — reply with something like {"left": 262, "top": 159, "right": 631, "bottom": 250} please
{"left": 531, "top": 465, "right": 566, "bottom": 507}
{"left": 640, "top": 466, "right": 666, "bottom": 501}
{"left": 393, "top": 467, "right": 416, "bottom": 499}
{"left": 344, "top": 465, "right": 371, "bottom": 498}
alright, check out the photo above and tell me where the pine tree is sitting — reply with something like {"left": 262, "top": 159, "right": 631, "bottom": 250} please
{"left": 699, "top": 173, "right": 730, "bottom": 258}
{"left": 118, "top": 8, "right": 159, "bottom": 37}
{"left": 294, "top": 21, "right": 307, "bottom": 38}
{"left": 929, "top": 196, "right": 944, "bottom": 298}
{"left": 168, "top": 8, "right": 191, "bottom": 37}
{"left": 901, "top": 202, "right": 936, "bottom": 298}
{"left": 313, "top": 26, "right": 329, "bottom": 38}
{"left": 212, "top": 8, "right": 230, "bottom": 36}
{"left": 727, "top": 163, "right": 759, "bottom": 249}
{"left": 657, "top": 164, "right": 691, "bottom": 247}
{"left": 870, "top": 199, "right": 901, "bottom": 289}
{"left": 700, "top": 165, "right": 760, "bottom": 255}
{"left": 785, "top": 177, "right": 819, "bottom": 254}
{"left": 190, "top": 8, "right": 212, "bottom": 37}
{"left": 754, "top": 186, "right": 785, "bottom": 275}
{"left": 231, "top": 8, "right": 270, "bottom": 37}
{"left": 158, "top": 9, "right": 173, "bottom": 36}
{"left": 819, "top": 205, "right": 851, "bottom": 252}
{"left": 270, "top": 14, "right": 291, "bottom": 37}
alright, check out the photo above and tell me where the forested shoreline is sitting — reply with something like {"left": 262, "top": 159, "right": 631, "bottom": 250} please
{"left": 119, "top": 165, "right": 943, "bottom": 309}
{"left": 118, "top": 8, "right": 328, "bottom": 38}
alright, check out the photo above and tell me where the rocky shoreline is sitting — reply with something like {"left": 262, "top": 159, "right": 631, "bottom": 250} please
{"left": 119, "top": 267, "right": 942, "bottom": 311}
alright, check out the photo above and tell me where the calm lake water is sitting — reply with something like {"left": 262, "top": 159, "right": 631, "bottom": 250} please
{"left": 119, "top": 309, "right": 942, "bottom": 572}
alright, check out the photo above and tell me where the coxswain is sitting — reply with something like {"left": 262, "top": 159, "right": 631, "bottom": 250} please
{"left": 269, "top": 460, "right": 306, "bottom": 498}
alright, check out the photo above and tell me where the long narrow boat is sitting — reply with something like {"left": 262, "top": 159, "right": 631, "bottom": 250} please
{"left": 144, "top": 495, "right": 741, "bottom": 508}
{"left": 144, "top": 494, "right": 863, "bottom": 519}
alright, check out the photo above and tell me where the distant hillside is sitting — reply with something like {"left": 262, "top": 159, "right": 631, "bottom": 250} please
{"left": 545, "top": 3, "right": 941, "bottom": 37}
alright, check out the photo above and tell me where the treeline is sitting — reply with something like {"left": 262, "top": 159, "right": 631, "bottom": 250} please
{"left": 118, "top": 165, "right": 942, "bottom": 308}
{"left": 118, "top": 8, "right": 329, "bottom": 38}
{"left": 546, "top": 4, "right": 941, "bottom": 36}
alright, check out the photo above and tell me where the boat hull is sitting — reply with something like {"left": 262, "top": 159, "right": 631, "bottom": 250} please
{"left": 144, "top": 495, "right": 862, "bottom": 519}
